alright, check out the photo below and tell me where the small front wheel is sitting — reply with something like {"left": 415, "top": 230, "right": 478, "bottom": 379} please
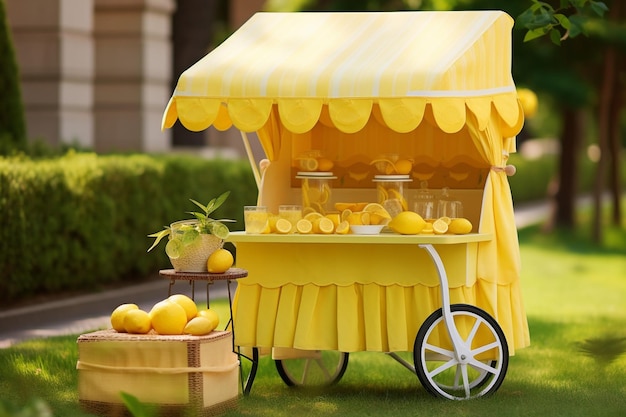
{"left": 275, "top": 350, "right": 349, "bottom": 388}
{"left": 413, "top": 304, "right": 509, "bottom": 400}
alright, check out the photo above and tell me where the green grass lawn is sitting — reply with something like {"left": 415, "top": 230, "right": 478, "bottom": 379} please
{"left": 2, "top": 219, "right": 625, "bottom": 417}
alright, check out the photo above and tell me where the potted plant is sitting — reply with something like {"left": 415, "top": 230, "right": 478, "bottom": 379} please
{"left": 148, "top": 191, "right": 235, "bottom": 272}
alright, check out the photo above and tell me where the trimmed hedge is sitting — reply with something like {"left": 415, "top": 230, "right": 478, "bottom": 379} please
{"left": 0, "top": 152, "right": 257, "bottom": 303}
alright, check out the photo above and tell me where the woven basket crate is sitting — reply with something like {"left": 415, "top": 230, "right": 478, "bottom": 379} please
{"left": 77, "top": 330, "right": 239, "bottom": 416}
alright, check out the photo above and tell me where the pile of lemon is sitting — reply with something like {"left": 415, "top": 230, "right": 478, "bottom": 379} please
{"left": 388, "top": 211, "right": 473, "bottom": 235}
{"left": 110, "top": 294, "right": 220, "bottom": 336}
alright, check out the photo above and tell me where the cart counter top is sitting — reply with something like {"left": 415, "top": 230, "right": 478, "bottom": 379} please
{"left": 227, "top": 231, "right": 492, "bottom": 244}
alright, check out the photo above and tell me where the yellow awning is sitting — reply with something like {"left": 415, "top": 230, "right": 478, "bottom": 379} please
{"left": 162, "top": 10, "right": 523, "bottom": 135}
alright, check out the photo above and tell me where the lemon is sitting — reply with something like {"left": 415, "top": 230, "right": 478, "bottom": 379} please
{"left": 325, "top": 212, "right": 341, "bottom": 227}
{"left": 268, "top": 214, "right": 279, "bottom": 233}
{"left": 111, "top": 303, "right": 139, "bottom": 332}
{"left": 369, "top": 213, "right": 390, "bottom": 225}
{"left": 388, "top": 211, "right": 426, "bottom": 235}
{"left": 362, "top": 203, "right": 391, "bottom": 218}
{"left": 184, "top": 316, "right": 215, "bottom": 336}
{"left": 304, "top": 212, "right": 324, "bottom": 222}
{"left": 394, "top": 159, "right": 413, "bottom": 175}
{"left": 432, "top": 218, "right": 449, "bottom": 234}
{"left": 314, "top": 217, "right": 335, "bottom": 234}
{"left": 149, "top": 299, "right": 187, "bottom": 335}
{"left": 196, "top": 308, "right": 220, "bottom": 330}
{"left": 207, "top": 248, "right": 234, "bottom": 273}
{"left": 275, "top": 218, "right": 293, "bottom": 234}
{"left": 448, "top": 218, "right": 473, "bottom": 234}
{"left": 296, "top": 218, "right": 313, "bottom": 234}
{"left": 335, "top": 220, "right": 350, "bottom": 234}
{"left": 347, "top": 212, "right": 363, "bottom": 225}
{"left": 123, "top": 309, "right": 152, "bottom": 334}
{"left": 317, "top": 158, "right": 334, "bottom": 172}
{"left": 341, "top": 209, "right": 353, "bottom": 222}
{"left": 168, "top": 294, "right": 198, "bottom": 321}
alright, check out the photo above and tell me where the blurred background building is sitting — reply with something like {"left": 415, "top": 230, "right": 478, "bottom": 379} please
{"left": 5, "top": 0, "right": 265, "bottom": 156}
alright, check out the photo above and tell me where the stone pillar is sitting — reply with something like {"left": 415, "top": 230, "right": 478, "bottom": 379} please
{"left": 6, "top": 0, "right": 94, "bottom": 148}
{"left": 93, "top": 0, "right": 175, "bottom": 152}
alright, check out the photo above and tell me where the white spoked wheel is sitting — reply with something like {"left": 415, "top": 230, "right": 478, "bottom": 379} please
{"left": 275, "top": 351, "right": 349, "bottom": 388}
{"left": 413, "top": 304, "right": 509, "bottom": 400}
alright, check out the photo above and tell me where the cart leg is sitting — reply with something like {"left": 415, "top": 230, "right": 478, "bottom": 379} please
{"left": 236, "top": 347, "right": 259, "bottom": 396}
{"left": 413, "top": 304, "right": 509, "bottom": 400}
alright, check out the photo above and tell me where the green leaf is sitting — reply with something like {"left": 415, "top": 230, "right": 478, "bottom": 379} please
{"left": 180, "top": 229, "right": 199, "bottom": 246}
{"left": 591, "top": 1, "right": 609, "bottom": 17}
{"left": 205, "top": 191, "right": 231, "bottom": 216}
{"left": 549, "top": 28, "right": 562, "bottom": 45}
{"left": 189, "top": 198, "right": 208, "bottom": 214}
{"left": 146, "top": 228, "right": 170, "bottom": 252}
{"left": 554, "top": 14, "right": 571, "bottom": 30}
{"left": 524, "top": 27, "right": 550, "bottom": 42}
{"left": 120, "top": 392, "right": 158, "bottom": 417}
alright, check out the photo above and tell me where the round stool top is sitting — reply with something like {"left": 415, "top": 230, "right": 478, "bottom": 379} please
{"left": 159, "top": 267, "right": 248, "bottom": 281}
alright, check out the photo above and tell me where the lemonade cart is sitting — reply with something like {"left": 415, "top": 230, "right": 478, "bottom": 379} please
{"left": 161, "top": 10, "right": 530, "bottom": 400}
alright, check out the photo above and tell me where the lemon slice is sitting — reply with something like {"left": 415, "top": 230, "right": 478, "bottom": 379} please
{"left": 341, "top": 209, "right": 353, "bottom": 222}
{"left": 388, "top": 189, "right": 408, "bottom": 211}
{"left": 382, "top": 199, "right": 403, "bottom": 218}
{"left": 335, "top": 220, "right": 350, "bottom": 234}
{"left": 209, "top": 222, "right": 229, "bottom": 239}
{"left": 362, "top": 203, "right": 392, "bottom": 219}
{"left": 165, "top": 238, "right": 183, "bottom": 259}
{"left": 432, "top": 218, "right": 449, "bottom": 234}
{"left": 299, "top": 158, "right": 319, "bottom": 171}
{"left": 296, "top": 218, "right": 313, "bottom": 234}
{"left": 438, "top": 216, "right": 452, "bottom": 225}
{"left": 275, "top": 218, "right": 293, "bottom": 234}
{"left": 313, "top": 217, "right": 335, "bottom": 234}
{"left": 360, "top": 211, "right": 371, "bottom": 225}
{"left": 304, "top": 212, "right": 324, "bottom": 222}
{"left": 369, "top": 212, "right": 390, "bottom": 225}
{"left": 370, "top": 158, "right": 395, "bottom": 174}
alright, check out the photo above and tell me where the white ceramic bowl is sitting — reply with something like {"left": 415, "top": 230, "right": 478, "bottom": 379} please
{"left": 350, "top": 225, "right": 384, "bottom": 235}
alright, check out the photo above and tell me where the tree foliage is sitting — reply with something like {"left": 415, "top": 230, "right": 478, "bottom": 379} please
{"left": 0, "top": 0, "right": 27, "bottom": 155}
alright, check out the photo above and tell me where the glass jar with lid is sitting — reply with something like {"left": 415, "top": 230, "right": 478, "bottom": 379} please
{"left": 372, "top": 175, "right": 412, "bottom": 217}
{"left": 296, "top": 172, "right": 336, "bottom": 214}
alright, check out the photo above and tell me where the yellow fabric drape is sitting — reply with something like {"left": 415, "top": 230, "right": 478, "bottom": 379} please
{"left": 466, "top": 111, "right": 531, "bottom": 350}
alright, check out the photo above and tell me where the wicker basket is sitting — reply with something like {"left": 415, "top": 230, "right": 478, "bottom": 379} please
{"left": 77, "top": 329, "right": 239, "bottom": 416}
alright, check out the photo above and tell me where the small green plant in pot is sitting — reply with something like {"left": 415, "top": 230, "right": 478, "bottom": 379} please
{"left": 148, "top": 191, "right": 235, "bottom": 272}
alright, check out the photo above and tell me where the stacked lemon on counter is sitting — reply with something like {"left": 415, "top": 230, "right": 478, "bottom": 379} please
{"left": 110, "top": 294, "right": 220, "bottom": 336}
{"left": 388, "top": 211, "right": 473, "bottom": 235}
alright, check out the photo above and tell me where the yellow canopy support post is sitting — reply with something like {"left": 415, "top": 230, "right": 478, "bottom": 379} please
{"left": 240, "top": 130, "right": 261, "bottom": 191}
